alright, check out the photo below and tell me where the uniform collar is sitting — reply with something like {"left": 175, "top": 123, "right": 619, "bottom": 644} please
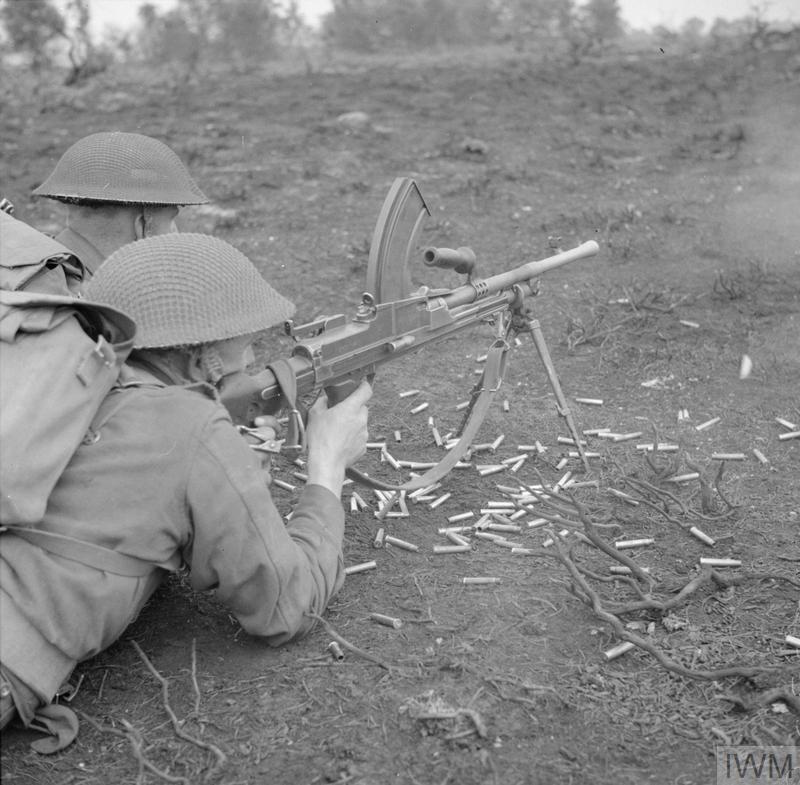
{"left": 54, "top": 227, "right": 106, "bottom": 276}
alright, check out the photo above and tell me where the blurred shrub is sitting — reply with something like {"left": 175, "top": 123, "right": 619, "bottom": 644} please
{"left": 134, "top": 0, "right": 288, "bottom": 71}
{"left": 320, "top": 0, "right": 624, "bottom": 56}
{"left": 1, "top": 0, "right": 797, "bottom": 82}
{"left": 0, "top": 0, "right": 107, "bottom": 83}
{"left": 321, "top": 0, "right": 499, "bottom": 52}
{"left": 1, "top": 0, "right": 67, "bottom": 71}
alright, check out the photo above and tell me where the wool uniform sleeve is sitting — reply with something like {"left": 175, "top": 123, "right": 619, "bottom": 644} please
{"left": 182, "top": 407, "right": 346, "bottom": 645}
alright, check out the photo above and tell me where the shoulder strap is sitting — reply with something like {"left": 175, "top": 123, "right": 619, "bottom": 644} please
{"left": 2, "top": 527, "right": 178, "bottom": 577}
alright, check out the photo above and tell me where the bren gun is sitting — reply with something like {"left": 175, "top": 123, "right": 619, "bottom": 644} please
{"left": 219, "top": 177, "right": 599, "bottom": 490}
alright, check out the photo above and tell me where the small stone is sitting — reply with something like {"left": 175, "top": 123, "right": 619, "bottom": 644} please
{"left": 336, "top": 111, "right": 371, "bottom": 130}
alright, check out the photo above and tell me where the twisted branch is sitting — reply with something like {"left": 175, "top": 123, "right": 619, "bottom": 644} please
{"left": 131, "top": 640, "right": 227, "bottom": 781}
{"left": 550, "top": 535, "right": 776, "bottom": 681}
{"left": 77, "top": 711, "right": 190, "bottom": 785}
{"left": 305, "top": 612, "right": 393, "bottom": 670}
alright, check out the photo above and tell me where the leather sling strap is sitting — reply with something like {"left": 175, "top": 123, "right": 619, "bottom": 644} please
{"left": 345, "top": 337, "right": 510, "bottom": 491}
{"left": 267, "top": 358, "right": 306, "bottom": 456}
{"left": 266, "top": 338, "right": 510, "bottom": 493}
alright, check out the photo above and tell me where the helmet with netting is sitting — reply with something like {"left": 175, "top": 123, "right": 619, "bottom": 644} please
{"left": 85, "top": 234, "right": 295, "bottom": 348}
{"left": 32, "top": 132, "right": 208, "bottom": 206}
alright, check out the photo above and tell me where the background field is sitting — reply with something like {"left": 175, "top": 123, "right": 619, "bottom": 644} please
{"left": 1, "top": 36, "right": 799, "bottom": 785}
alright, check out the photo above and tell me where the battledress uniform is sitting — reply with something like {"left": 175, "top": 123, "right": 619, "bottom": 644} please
{"left": 52, "top": 226, "right": 105, "bottom": 278}
{"left": 0, "top": 365, "right": 346, "bottom": 746}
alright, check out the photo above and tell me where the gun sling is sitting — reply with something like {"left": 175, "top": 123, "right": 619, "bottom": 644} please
{"left": 350, "top": 336, "right": 509, "bottom": 491}
{"left": 265, "top": 358, "right": 306, "bottom": 455}
{"left": 266, "top": 338, "right": 509, "bottom": 493}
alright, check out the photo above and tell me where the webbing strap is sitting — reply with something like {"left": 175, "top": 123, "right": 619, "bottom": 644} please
{"left": 346, "top": 337, "right": 510, "bottom": 491}
{"left": 3, "top": 527, "right": 175, "bottom": 577}
{"left": 267, "top": 358, "right": 306, "bottom": 455}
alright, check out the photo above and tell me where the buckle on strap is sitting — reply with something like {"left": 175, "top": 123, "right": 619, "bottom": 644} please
{"left": 77, "top": 335, "right": 117, "bottom": 386}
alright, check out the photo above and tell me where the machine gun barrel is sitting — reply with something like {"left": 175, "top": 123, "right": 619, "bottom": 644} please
{"left": 439, "top": 240, "right": 598, "bottom": 309}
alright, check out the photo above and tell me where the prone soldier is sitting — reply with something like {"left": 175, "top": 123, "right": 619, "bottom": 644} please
{"left": 0, "top": 233, "right": 371, "bottom": 751}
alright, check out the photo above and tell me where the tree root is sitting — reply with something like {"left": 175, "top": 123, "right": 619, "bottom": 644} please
{"left": 77, "top": 711, "right": 190, "bottom": 785}
{"left": 716, "top": 687, "right": 800, "bottom": 715}
{"left": 131, "top": 640, "right": 227, "bottom": 781}
{"left": 519, "top": 487, "right": 793, "bottom": 705}
{"left": 305, "top": 611, "right": 394, "bottom": 671}
{"left": 552, "top": 536, "right": 777, "bottom": 681}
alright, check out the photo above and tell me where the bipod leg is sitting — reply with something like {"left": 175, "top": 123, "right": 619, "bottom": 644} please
{"left": 523, "top": 317, "right": 590, "bottom": 473}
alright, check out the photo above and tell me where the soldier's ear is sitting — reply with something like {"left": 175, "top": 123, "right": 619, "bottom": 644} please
{"left": 133, "top": 210, "right": 147, "bottom": 240}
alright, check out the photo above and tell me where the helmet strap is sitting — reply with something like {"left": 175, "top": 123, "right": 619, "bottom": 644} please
{"left": 134, "top": 209, "right": 148, "bottom": 240}
{"left": 198, "top": 345, "right": 226, "bottom": 386}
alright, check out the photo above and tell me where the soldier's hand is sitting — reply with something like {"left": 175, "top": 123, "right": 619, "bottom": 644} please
{"left": 305, "top": 380, "right": 372, "bottom": 496}
{"left": 252, "top": 415, "right": 281, "bottom": 443}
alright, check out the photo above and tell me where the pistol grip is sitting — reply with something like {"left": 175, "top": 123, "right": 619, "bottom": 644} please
{"left": 324, "top": 371, "right": 374, "bottom": 406}
{"left": 324, "top": 378, "right": 359, "bottom": 406}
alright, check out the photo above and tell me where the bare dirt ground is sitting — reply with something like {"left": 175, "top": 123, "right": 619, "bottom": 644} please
{"left": 1, "top": 42, "right": 799, "bottom": 785}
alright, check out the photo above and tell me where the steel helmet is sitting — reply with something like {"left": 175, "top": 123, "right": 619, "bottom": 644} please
{"left": 32, "top": 132, "right": 209, "bottom": 206}
{"left": 85, "top": 233, "right": 295, "bottom": 348}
